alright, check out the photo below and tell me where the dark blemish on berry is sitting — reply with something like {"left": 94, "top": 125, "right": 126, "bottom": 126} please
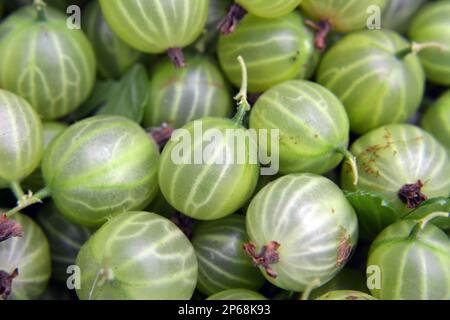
{"left": 336, "top": 229, "right": 353, "bottom": 267}
{"left": 398, "top": 180, "right": 428, "bottom": 208}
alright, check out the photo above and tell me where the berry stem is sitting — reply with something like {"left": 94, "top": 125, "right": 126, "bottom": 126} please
{"left": 167, "top": 48, "right": 186, "bottom": 68}
{"left": 34, "top": 0, "right": 47, "bottom": 21}
{"left": 232, "top": 56, "right": 251, "bottom": 126}
{"left": 305, "top": 19, "right": 332, "bottom": 51}
{"left": 396, "top": 41, "right": 448, "bottom": 59}
{"left": 9, "top": 181, "right": 25, "bottom": 200}
{"left": 337, "top": 147, "right": 359, "bottom": 185}
{"left": 300, "top": 278, "right": 321, "bottom": 301}
{"left": 4, "top": 186, "right": 50, "bottom": 218}
{"left": 408, "top": 211, "right": 449, "bottom": 239}
{"left": 218, "top": 3, "right": 247, "bottom": 35}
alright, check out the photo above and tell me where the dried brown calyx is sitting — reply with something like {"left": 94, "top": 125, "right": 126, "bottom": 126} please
{"left": 0, "top": 268, "right": 19, "bottom": 300}
{"left": 148, "top": 123, "right": 175, "bottom": 151}
{"left": 218, "top": 3, "right": 247, "bottom": 35}
{"left": 244, "top": 241, "right": 280, "bottom": 278}
{"left": 167, "top": 48, "right": 186, "bottom": 68}
{"left": 398, "top": 180, "right": 428, "bottom": 209}
{"left": 304, "top": 19, "right": 332, "bottom": 52}
{"left": 0, "top": 214, "right": 23, "bottom": 243}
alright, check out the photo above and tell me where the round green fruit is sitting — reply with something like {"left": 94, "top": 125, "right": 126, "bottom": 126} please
{"left": 159, "top": 117, "right": 260, "bottom": 220}
{"left": 249, "top": 80, "right": 351, "bottom": 175}
{"left": 316, "top": 290, "right": 376, "bottom": 300}
{"left": 76, "top": 211, "right": 198, "bottom": 300}
{"left": 0, "top": 213, "right": 51, "bottom": 300}
{"left": 246, "top": 174, "right": 358, "bottom": 292}
{"left": 22, "top": 121, "right": 67, "bottom": 192}
{"left": 341, "top": 124, "right": 450, "bottom": 239}
{"left": 82, "top": 1, "right": 142, "bottom": 79}
{"left": 300, "top": 0, "right": 388, "bottom": 32}
{"left": 367, "top": 218, "right": 450, "bottom": 300}
{"left": 0, "top": 5, "right": 96, "bottom": 119}
{"left": 99, "top": 0, "right": 208, "bottom": 66}
{"left": 317, "top": 30, "right": 425, "bottom": 134}
{"left": 421, "top": 90, "right": 450, "bottom": 151}
{"left": 382, "top": 0, "right": 425, "bottom": 33}
{"left": 408, "top": 0, "right": 450, "bottom": 86}
{"left": 310, "top": 268, "right": 369, "bottom": 299}
{"left": 36, "top": 202, "right": 92, "bottom": 284}
{"left": 143, "top": 54, "right": 233, "bottom": 129}
{"left": 42, "top": 115, "right": 160, "bottom": 227}
{"left": 218, "top": 11, "right": 317, "bottom": 93}
{"left": 207, "top": 289, "right": 267, "bottom": 300}
{"left": 0, "top": 89, "right": 44, "bottom": 184}
{"left": 236, "top": 0, "right": 302, "bottom": 18}
{"left": 192, "top": 215, "right": 265, "bottom": 295}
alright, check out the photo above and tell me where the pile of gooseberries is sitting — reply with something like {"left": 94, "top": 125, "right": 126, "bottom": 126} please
{"left": 0, "top": 0, "right": 449, "bottom": 302}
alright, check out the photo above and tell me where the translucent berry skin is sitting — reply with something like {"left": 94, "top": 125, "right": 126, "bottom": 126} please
{"left": 82, "top": 1, "right": 142, "bottom": 79}
{"left": 317, "top": 30, "right": 425, "bottom": 134}
{"left": 249, "top": 80, "right": 350, "bottom": 175}
{"left": 0, "top": 213, "right": 51, "bottom": 300}
{"left": 218, "top": 11, "right": 317, "bottom": 93}
{"left": 159, "top": 118, "right": 260, "bottom": 221}
{"left": 42, "top": 115, "right": 160, "bottom": 227}
{"left": 316, "top": 290, "right": 376, "bottom": 300}
{"left": 99, "top": 0, "right": 209, "bottom": 54}
{"left": 192, "top": 215, "right": 265, "bottom": 295}
{"left": 76, "top": 211, "right": 198, "bottom": 300}
{"left": 367, "top": 220, "right": 450, "bottom": 300}
{"left": 0, "top": 6, "right": 96, "bottom": 119}
{"left": 237, "top": 0, "right": 302, "bottom": 18}
{"left": 207, "top": 289, "right": 267, "bottom": 300}
{"left": 143, "top": 55, "right": 233, "bottom": 129}
{"left": 0, "top": 89, "right": 44, "bottom": 184}
{"left": 408, "top": 0, "right": 450, "bottom": 86}
{"left": 421, "top": 91, "right": 450, "bottom": 151}
{"left": 247, "top": 174, "right": 358, "bottom": 292}
{"left": 300, "top": 0, "right": 388, "bottom": 32}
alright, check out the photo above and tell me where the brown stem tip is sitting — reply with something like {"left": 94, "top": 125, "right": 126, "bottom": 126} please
{"left": 398, "top": 180, "right": 428, "bottom": 209}
{"left": 0, "top": 214, "right": 23, "bottom": 243}
{"left": 218, "top": 3, "right": 247, "bottom": 35}
{"left": 0, "top": 268, "right": 19, "bottom": 300}
{"left": 167, "top": 48, "right": 186, "bottom": 68}
{"left": 148, "top": 123, "right": 175, "bottom": 151}
{"left": 305, "top": 19, "right": 332, "bottom": 52}
{"left": 244, "top": 241, "right": 280, "bottom": 278}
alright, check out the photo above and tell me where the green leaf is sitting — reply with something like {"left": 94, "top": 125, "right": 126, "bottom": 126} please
{"left": 402, "top": 197, "right": 450, "bottom": 230}
{"left": 344, "top": 190, "right": 398, "bottom": 241}
{"left": 97, "top": 64, "right": 150, "bottom": 123}
{"left": 67, "top": 80, "right": 117, "bottom": 121}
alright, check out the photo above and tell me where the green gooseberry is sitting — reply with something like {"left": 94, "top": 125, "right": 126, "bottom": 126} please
{"left": 35, "top": 202, "right": 92, "bottom": 284}
{"left": 408, "top": 0, "right": 450, "bottom": 86}
{"left": 82, "top": 1, "right": 142, "bottom": 79}
{"left": 246, "top": 174, "right": 358, "bottom": 292}
{"left": 192, "top": 215, "right": 265, "bottom": 296}
{"left": 158, "top": 57, "right": 260, "bottom": 220}
{"left": 300, "top": 0, "right": 388, "bottom": 32}
{"left": 143, "top": 54, "right": 233, "bottom": 129}
{"left": 22, "top": 121, "right": 67, "bottom": 192}
{"left": 0, "top": 4, "right": 96, "bottom": 119}
{"left": 249, "top": 80, "right": 357, "bottom": 176}
{"left": 316, "top": 30, "right": 425, "bottom": 134}
{"left": 99, "top": 0, "right": 208, "bottom": 67}
{"left": 341, "top": 124, "right": 450, "bottom": 240}
{"left": 421, "top": 90, "right": 450, "bottom": 151}
{"left": 382, "top": 0, "right": 426, "bottom": 33}
{"left": 76, "top": 211, "right": 198, "bottom": 300}
{"left": 0, "top": 213, "right": 51, "bottom": 300}
{"left": 0, "top": 89, "right": 44, "bottom": 185}
{"left": 42, "top": 115, "right": 160, "bottom": 227}
{"left": 316, "top": 290, "right": 376, "bottom": 300}
{"left": 218, "top": 11, "right": 318, "bottom": 93}
{"left": 207, "top": 289, "right": 267, "bottom": 300}
{"left": 367, "top": 215, "right": 450, "bottom": 300}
